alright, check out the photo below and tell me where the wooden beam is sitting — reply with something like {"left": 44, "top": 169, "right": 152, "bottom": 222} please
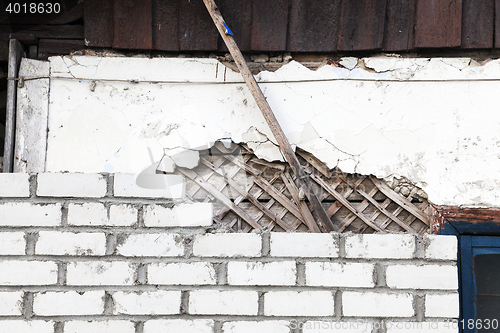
{"left": 202, "top": 0, "right": 336, "bottom": 232}
{"left": 3, "top": 39, "right": 24, "bottom": 173}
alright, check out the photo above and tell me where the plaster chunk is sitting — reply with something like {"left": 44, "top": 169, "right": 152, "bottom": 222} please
{"left": 157, "top": 155, "right": 176, "bottom": 173}
{"left": 166, "top": 148, "right": 200, "bottom": 169}
{"left": 247, "top": 141, "right": 285, "bottom": 162}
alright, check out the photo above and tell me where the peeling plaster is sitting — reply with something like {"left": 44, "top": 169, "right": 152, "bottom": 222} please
{"left": 44, "top": 55, "right": 500, "bottom": 207}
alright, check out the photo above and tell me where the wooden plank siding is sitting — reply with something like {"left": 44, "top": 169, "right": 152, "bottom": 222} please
{"left": 382, "top": 0, "right": 417, "bottom": 51}
{"left": 287, "top": 0, "right": 341, "bottom": 52}
{"left": 337, "top": 0, "right": 387, "bottom": 51}
{"left": 415, "top": 0, "right": 462, "bottom": 48}
{"left": 78, "top": 0, "right": 500, "bottom": 53}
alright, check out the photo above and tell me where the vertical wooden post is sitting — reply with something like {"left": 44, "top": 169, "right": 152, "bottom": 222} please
{"left": 202, "top": 0, "right": 337, "bottom": 232}
{"left": 3, "top": 40, "right": 24, "bottom": 173}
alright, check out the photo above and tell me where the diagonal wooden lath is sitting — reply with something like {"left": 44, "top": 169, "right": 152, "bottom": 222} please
{"left": 202, "top": 0, "right": 336, "bottom": 233}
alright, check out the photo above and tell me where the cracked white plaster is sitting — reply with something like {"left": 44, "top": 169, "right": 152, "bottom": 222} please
{"left": 44, "top": 55, "right": 500, "bottom": 207}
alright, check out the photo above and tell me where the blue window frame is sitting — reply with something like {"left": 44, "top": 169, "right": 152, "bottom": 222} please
{"left": 438, "top": 208, "right": 500, "bottom": 333}
{"left": 460, "top": 236, "right": 500, "bottom": 332}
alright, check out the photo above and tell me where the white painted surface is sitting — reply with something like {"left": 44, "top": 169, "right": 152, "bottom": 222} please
{"left": 113, "top": 291, "right": 181, "bottom": 315}
{"left": 14, "top": 59, "right": 49, "bottom": 173}
{"left": 44, "top": 56, "right": 500, "bottom": 207}
{"left": 33, "top": 291, "right": 104, "bottom": 315}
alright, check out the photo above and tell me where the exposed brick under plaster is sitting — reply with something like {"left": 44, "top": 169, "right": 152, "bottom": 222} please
{"left": 0, "top": 173, "right": 458, "bottom": 333}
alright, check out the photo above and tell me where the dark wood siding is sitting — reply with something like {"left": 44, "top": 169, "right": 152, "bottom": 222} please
{"left": 10, "top": 0, "right": 499, "bottom": 54}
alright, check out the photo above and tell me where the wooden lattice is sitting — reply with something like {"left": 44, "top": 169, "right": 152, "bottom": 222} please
{"left": 175, "top": 142, "right": 430, "bottom": 234}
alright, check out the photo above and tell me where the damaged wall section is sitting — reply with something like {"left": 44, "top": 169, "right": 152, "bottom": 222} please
{"left": 19, "top": 55, "right": 500, "bottom": 208}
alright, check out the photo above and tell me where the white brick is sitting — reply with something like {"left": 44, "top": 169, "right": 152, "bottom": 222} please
{"left": 424, "top": 235, "right": 457, "bottom": 260}
{"left": 114, "top": 173, "right": 185, "bottom": 198}
{"left": 64, "top": 321, "right": 136, "bottom": 333}
{"left": 228, "top": 261, "right": 296, "bottom": 286}
{"left": 144, "top": 320, "right": 214, "bottom": 333}
{"left": 386, "top": 265, "right": 458, "bottom": 290}
{"left": 270, "top": 233, "right": 339, "bottom": 258}
{"left": 36, "top": 231, "right": 106, "bottom": 256}
{"left": 67, "top": 261, "right": 135, "bottom": 285}
{"left": 109, "top": 204, "right": 138, "bottom": 226}
{"left": 342, "top": 292, "right": 414, "bottom": 317}
{"left": 0, "top": 292, "right": 23, "bottom": 315}
{"left": 425, "top": 293, "right": 459, "bottom": 318}
{"left": 0, "top": 202, "right": 61, "bottom": 226}
{"left": 303, "top": 321, "right": 374, "bottom": 333}
{"left": 116, "top": 233, "right": 184, "bottom": 257}
{"left": 189, "top": 290, "right": 258, "bottom": 315}
{"left": 113, "top": 291, "right": 181, "bottom": 315}
{"left": 0, "top": 232, "right": 25, "bottom": 255}
{"left": 345, "top": 234, "right": 415, "bottom": 259}
{"left": 193, "top": 233, "right": 261, "bottom": 257}
{"left": 144, "top": 203, "right": 213, "bottom": 227}
{"left": 386, "top": 322, "right": 458, "bottom": 332}
{"left": 0, "top": 321, "right": 54, "bottom": 333}
{"left": 265, "top": 291, "right": 334, "bottom": 316}
{"left": 37, "top": 173, "right": 107, "bottom": 197}
{"left": 148, "top": 262, "right": 216, "bottom": 285}
{"left": 68, "top": 202, "right": 108, "bottom": 226}
{"left": 306, "top": 262, "right": 374, "bottom": 287}
{"left": 223, "top": 321, "right": 290, "bottom": 333}
{"left": 0, "top": 173, "right": 30, "bottom": 197}
{"left": 0, "top": 261, "right": 57, "bottom": 285}
{"left": 33, "top": 291, "right": 104, "bottom": 315}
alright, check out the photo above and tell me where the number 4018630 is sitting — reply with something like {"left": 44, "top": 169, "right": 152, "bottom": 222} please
{"left": 5, "top": 3, "right": 61, "bottom": 14}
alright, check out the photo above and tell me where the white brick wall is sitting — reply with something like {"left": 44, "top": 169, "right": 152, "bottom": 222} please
{"left": 68, "top": 203, "right": 138, "bottom": 226}
{"left": 222, "top": 321, "right": 290, "bottom": 333}
{"left": 143, "top": 203, "right": 213, "bottom": 227}
{"left": 0, "top": 261, "right": 57, "bottom": 285}
{"left": 305, "top": 262, "right": 375, "bottom": 287}
{"left": 189, "top": 290, "right": 258, "bottom": 315}
{"left": 264, "top": 291, "right": 335, "bottom": 316}
{"left": 386, "top": 265, "right": 458, "bottom": 290}
{"left": 0, "top": 321, "right": 54, "bottom": 333}
{"left": 0, "top": 203, "right": 61, "bottom": 226}
{"left": 37, "top": 173, "right": 107, "bottom": 197}
{"left": 0, "top": 291, "right": 23, "bottom": 315}
{"left": 345, "top": 234, "right": 415, "bottom": 259}
{"left": 148, "top": 262, "right": 216, "bottom": 285}
{"left": 109, "top": 204, "right": 138, "bottom": 226}
{"left": 143, "top": 319, "right": 214, "bottom": 333}
{"left": 33, "top": 291, "right": 104, "bottom": 315}
{"left": 113, "top": 173, "right": 185, "bottom": 198}
{"left": 424, "top": 235, "right": 457, "bottom": 260}
{"left": 64, "top": 321, "right": 136, "bottom": 333}
{"left": 425, "top": 293, "right": 460, "bottom": 318}
{"left": 113, "top": 291, "right": 181, "bottom": 315}
{"left": 68, "top": 202, "right": 107, "bottom": 226}
{"left": 116, "top": 233, "right": 184, "bottom": 257}
{"left": 67, "top": 261, "right": 135, "bottom": 285}
{"left": 228, "top": 261, "right": 296, "bottom": 286}
{"left": 36, "top": 231, "right": 106, "bottom": 256}
{"left": 0, "top": 173, "right": 461, "bottom": 329}
{"left": 0, "top": 232, "right": 25, "bottom": 255}
{"left": 0, "top": 173, "right": 30, "bottom": 197}
{"left": 193, "top": 233, "right": 261, "bottom": 257}
{"left": 342, "top": 292, "right": 414, "bottom": 317}
{"left": 270, "top": 233, "right": 339, "bottom": 257}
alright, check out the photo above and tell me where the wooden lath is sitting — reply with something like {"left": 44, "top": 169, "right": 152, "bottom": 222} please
{"left": 175, "top": 143, "right": 430, "bottom": 234}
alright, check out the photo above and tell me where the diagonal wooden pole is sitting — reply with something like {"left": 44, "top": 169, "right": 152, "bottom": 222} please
{"left": 202, "top": 0, "right": 337, "bottom": 232}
